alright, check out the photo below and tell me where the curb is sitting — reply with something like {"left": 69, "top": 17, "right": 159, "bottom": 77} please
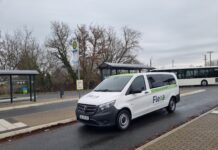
{"left": 0, "top": 118, "right": 77, "bottom": 140}
{"left": 136, "top": 107, "right": 216, "bottom": 150}
{"left": 0, "top": 98, "right": 78, "bottom": 112}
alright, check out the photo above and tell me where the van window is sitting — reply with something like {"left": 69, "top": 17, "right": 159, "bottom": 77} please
{"left": 162, "top": 74, "right": 176, "bottom": 85}
{"left": 147, "top": 74, "right": 176, "bottom": 89}
{"left": 128, "top": 75, "right": 146, "bottom": 94}
{"left": 94, "top": 75, "right": 132, "bottom": 92}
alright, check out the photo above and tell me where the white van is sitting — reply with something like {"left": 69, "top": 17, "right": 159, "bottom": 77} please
{"left": 76, "top": 73, "right": 180, "bottom": 130}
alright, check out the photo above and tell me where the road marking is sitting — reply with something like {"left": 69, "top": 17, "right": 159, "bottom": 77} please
{"left": 0, "top": 124, "right": 7, "bottom": 132}
{"left": 0, "top": 118, "right": 74, "bottom": 140}
{"left": 13, "top": 122, "right": 27, "bottom": 128}
{"left": 181, "top": 89, "right": 206, "bottom": 97}
{"left": 0, "top": 119, "right": 27, "bottom": 132}
{"left": 0, "top": 119, "right": 17, "bottom": 130}
{"left": 211, "top": 110, "right": 218, "bottom": 114}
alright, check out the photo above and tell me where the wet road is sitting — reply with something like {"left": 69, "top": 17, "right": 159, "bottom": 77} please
{"left": 1, "top": 87, "right": 218, "bottom": 150}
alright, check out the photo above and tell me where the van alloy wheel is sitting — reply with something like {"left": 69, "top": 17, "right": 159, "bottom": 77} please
{"left": 116, "top": 110, "right": 130, "bottom": 130}
{"left": 167, "top": 98, "right": 176, "bottom": 113}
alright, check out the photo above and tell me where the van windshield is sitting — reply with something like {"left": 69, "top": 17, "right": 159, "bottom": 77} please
{"left": 94, "top": 75, "right": 132, "bottom": 92}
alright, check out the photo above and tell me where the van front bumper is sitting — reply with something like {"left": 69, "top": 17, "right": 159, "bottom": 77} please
{"left": 76, "top": 106, "right": 118, "bottom": 127}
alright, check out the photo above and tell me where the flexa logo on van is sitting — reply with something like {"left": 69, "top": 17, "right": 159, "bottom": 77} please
{"left": 153, "top": 95, "right": 165, "bottom": 103}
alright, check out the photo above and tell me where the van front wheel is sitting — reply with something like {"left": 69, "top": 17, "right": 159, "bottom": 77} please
{"left": 167, "top": 98, "right": 176, "bottom": 113}
{"left": 116, "top": 110, "right": 130, "bottom": 130}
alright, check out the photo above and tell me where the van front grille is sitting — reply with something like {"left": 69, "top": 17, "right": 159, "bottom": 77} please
{"left": 77, "top": 104, "right": 98, "bottom": 115}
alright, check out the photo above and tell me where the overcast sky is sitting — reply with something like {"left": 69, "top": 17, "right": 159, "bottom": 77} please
{"left": 1, "top": 0, "right": 218, "bottom": 68}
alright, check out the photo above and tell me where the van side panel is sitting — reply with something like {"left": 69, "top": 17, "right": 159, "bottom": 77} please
{"left": 119, "top": 73, "right": 180, "bottom": 120}
{"left": 138, "top": 73, "right": 179, "bottom": 117}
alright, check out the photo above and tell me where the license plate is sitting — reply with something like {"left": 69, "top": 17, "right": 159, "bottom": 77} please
{"left": 79, "top": 115, "right": 89, "bottom": 120}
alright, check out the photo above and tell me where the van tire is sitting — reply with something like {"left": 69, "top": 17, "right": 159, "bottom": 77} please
{"left": 116, "top": 110, "right": 131, "bottom": 130}
{"left": 167, "top": 98, "right": 176, "bottom": 113}
{"left": 201, "top": 80, "right": 208, "bottom": 86}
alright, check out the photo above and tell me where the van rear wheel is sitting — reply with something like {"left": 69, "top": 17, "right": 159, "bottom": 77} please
{"left": 167, "top": 98, "right": 176, "bottom": 113}
{"left": 116, "top": 110, "right": 130, "bottom": 130}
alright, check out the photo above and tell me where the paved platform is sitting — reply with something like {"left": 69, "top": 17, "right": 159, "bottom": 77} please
{"left": 0, "top": 107, "right": 76, "bottom": 139}
{"left": 138, "top": 108, "right": 218, "bottom": 150}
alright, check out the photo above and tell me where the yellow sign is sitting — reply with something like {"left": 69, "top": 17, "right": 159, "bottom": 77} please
{"left": 76, "top": 80, "right": 84, "bottom": 90}
{"left": 72, "top": 41, "right": 78, "bottom": 49}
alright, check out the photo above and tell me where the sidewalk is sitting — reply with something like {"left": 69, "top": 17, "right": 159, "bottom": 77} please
{"left": 0, "top": 94, "right": 79, "bottom": 140}
{"left": 137, "top": 108, "right": 218, "bottom": 150}
{"left": 0, "top": 106, "right": 77, "bottom": 140}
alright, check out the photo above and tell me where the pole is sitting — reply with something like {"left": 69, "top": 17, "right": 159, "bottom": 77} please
{"left": 150, "top": 57, "right": 152, "bottom": 67}
{"left": 72, "top": 40, "right": 81, "bottom": 99}
{"left": 29, "top": 75, "right": 32, "bottom": 101}
{"left": 9, "top": 75, "right": 13, "bottom": 103}
{"left": 77, "top": 48, "right": 81, "bottom": 99}
{"left": 33, "top": 75, "right": 36, "bottom": 102}
{"left": 78, "top": 60, "right": 80, "bottom": 80}
{"left": 210, "top": 52, "right": 212, "bottom": 66}
{"left": 207, "top": 51, "right": 214, "bottom": 66}
{"left": 172, "top": 60, "right": 174, "bottom": 68}
{"left": 204, "top": 54, "right": 207, "bottom": 67}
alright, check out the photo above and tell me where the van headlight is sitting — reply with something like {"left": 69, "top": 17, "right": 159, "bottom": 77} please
{"left": 98, "top": 100, "right": 116, "bottom": 112}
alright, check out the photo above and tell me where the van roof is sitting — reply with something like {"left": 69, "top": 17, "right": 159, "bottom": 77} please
{"left": 112, "top": 73, "right": 135, "bottom": 77}
{"left": 112, "top": 72, "right": 175, "bottom": 77}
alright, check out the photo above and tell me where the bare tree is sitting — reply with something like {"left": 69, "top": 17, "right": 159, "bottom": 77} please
{"left": 46, "top": 21, "right": 77, "bottom": 81}
{"left": 0, "top": 28, "right": 42, "bottom": 70}
{"left": 116, "top": 26, "right": 141, "bottom": 63}
{"left": 0, "top": 31, "right": 21, "bottom": 69}
{"left": 74, "top": 25, "right": 141, "bottom": 88}
{"left": 0, "top": 31, "right": 3, "bottom": 68}
{"left": 46, "top": 22, "right": 141, "bottom": 88}
{"left": 95, "top": 26, "right": 141, "bottom": 64}
{"left": 17, "top": 28, "right": 41, "bottom": 70}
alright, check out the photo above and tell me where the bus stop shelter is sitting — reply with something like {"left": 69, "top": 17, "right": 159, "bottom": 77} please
{"left": 0, "top": 70, "right": 39, "bottom": 103}
{"left": 99, "top": 62, "right": 155, "bottom": 80}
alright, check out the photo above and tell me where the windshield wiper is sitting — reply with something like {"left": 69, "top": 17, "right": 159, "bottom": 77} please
{"left": 94, "top": 89, "right": 111, "bottom": 92}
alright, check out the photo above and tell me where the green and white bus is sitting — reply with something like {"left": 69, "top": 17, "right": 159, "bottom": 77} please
{"left": 152, "top": 66, "right": 218, "bottom": 86}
